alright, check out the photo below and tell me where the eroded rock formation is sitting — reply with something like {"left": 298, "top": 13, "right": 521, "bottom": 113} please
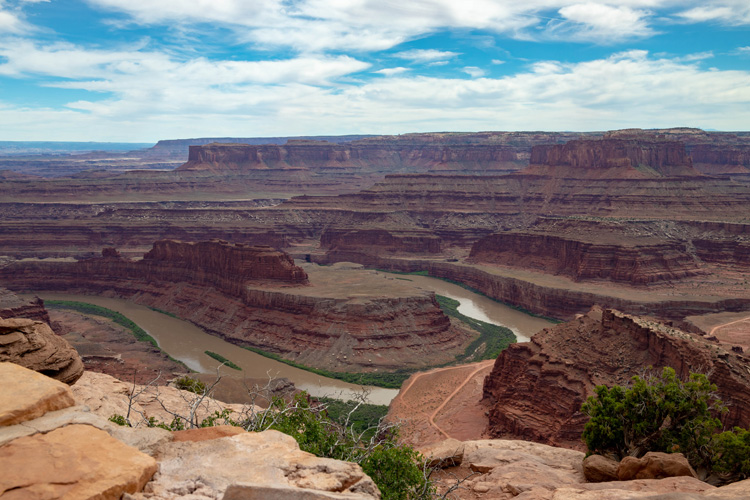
{"left": 482, "top": 308, "right": 750, "bottom": 449}
{"left": 0, "top": 317, "right": 84, "bottom": 384}
{"left": 0, "top": 286, "right": 50, "bottom": 324}
{"left": 321, "top": 228, "right": 442, "bottom": 254}
{"left": 0, "top": 241, "right": 468, "bottom": 372}
{"left": 469, "top": 232, "right": 702, "bottom": 285}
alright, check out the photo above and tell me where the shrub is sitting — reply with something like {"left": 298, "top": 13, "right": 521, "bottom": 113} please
{"left": 582, "top": 367, "right": 723, "bottom": 462}
{"left": 174, "top": 376, "right": 207, "bottom": 394}
{"left": 581, "top": 366, "right": 750, "bottom": 484}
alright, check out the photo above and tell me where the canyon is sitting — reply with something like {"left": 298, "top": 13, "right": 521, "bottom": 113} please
{"left": 3, "top": 128, "right": 750, "bottom": 494}
{"left": 0, "top": 240, "right": 474, "bottom": 373}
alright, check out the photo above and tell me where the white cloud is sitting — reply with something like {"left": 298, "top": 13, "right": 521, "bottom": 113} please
{"left": 2, "top": 50, "right": 749, "bottom": 140}
{"left": 491, "top": 59, "right": 505, "bottom": 65}
{"left": 0, "top": 7, "right": 25, "bottom": 34}
{"left": 549, "top": 3, "right": 653, "bottom": 42}
{"left": 0, "top": 40, "right": 369, "bottom": 85}
{"left": 462, "top": 66, "right": 485, "bottom": 78}
{"left": 81, "top": 0, "right": 714, "bottom": 52}
{"left": 678, "top": 2, "right": 750, "bottom": 25}
{"left": 393, "top": 49, "right": 460, "bottom": 63}
{"left": 375, "top": 67, "right": 409, "bottom": 76}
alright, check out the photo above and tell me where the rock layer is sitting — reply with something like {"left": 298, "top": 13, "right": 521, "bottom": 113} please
{"left": 0, "top": 242, "right": 465, "bottom": 372}
{"left": 482, "top": 309, "right": 750, "bottom": 448}
{"left": 0, "top": 317, "right": 84, "bottom": 384}
{"left": 469, "top": 232, "right": 702, "bottom": 285}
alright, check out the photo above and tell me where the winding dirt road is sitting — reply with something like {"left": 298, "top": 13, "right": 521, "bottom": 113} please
{"left": 709, "top": 315, "right": 750, "bottom": 336}
{"left": 395, "top": 359, "right": 495, "bottom": 440}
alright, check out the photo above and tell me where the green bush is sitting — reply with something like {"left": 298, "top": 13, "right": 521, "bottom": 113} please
{"left": 174, "top": 376, "right": 207, "bottom": 394}
{"left": 244, "top": 393, "right": 433, "bottom": 499}
{"left": 581, "top": 367, "right": 750, "bottom": 484}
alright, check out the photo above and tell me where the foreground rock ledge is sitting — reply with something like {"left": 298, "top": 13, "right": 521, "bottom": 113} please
{"left": 128, "top": 429, "right": 380, "bottom": 500}
{"left": 0, "top": 362, "right": 74, "bottom": 427}
{"left": 0, "top": 424, "right": 157, "bottom": 500}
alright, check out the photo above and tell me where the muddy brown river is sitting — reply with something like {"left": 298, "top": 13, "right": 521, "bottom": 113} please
{"left": 32, "top": 277, "right": 550, "bottom": 405}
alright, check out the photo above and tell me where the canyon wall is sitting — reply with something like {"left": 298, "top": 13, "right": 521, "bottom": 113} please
{"left": 177, "top": 141, "right": 525, "bottom": 175}
{"left": 527, "top": 138, "right": 698, "bottom": 178}
{"left": 469, "top": 232, "right": 703, "bottom": 285}
{"left": 0, "top": 287, "right": 50, "bottom": 324}
{"left": 321, "top": 228, "right": 442, "bottom": 254}
{"left": 481, "top": 309, "right": 750, "bottom": 449}
{"left": 0, "top": 241, "right": 469, "bottom": 372}
{"left": 312, "top": 253, "right": 750, "bottom": 321}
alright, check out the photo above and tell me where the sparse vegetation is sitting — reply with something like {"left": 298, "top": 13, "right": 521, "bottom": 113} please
{"left": 435, "top": 294, "right": 515, "bottom": 361}
{"left": 378, "top": 269, "right": 563, "bottom": 323}
{"left": 581, "top": 367, "right": 750, "bottom": 484}
{"left": 204, "top": 350, "right": 241, "bottom": 370}
{"left": 241, "top": 346, "right": 413, "bottom": 388}
{"left": 46, "top": 300, "right": 158, "bottom": 346}
{"left": 46, "top": 299, "right": 192, "bottom": 370}
{"left": 110, "top": 385, "right": 435, "bottom": 499}
{"left": 174, "top": 375, "right": 207, "bottom": 394}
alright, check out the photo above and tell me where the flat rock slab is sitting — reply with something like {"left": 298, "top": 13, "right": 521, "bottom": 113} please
{"left": 0, "top": 424, "right": 157, "bottom": 500}
{"left": 0, "top": 362, "right": 74, "bottom": 426}
{"left": 129, "top": 429, "right": 379, "bottom": 500}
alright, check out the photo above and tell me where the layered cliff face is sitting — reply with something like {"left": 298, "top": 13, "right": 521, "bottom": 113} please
{"left": 177, "top": 141, "right": 526, "bottom": 175}
{"left": 525, "top": 138, "right": 700, "bottom": 178}
{"left": 142, "top": 239, "right": 309, "bottom": 285}
{"left": 0, "top": 287, "right": 50, "bottom": 324}
{"left": 321, "top": 228, "right": 442, "bottom": 254}
{"left": 469, "top": 232, "right": 703, "bottom": 285}
{"left": 0, "top": 241, "right": 470, "bottom": 372}
{"left": 0, "top": 317, "right": 84, "bottom": 384}
{"left": 481, "top": 309, "right": 750, "bottom": 449}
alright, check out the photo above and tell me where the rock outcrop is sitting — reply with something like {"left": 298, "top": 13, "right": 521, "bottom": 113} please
{"left": 0, "top": 287, "right": 51, "bottom": 324}
{"left": 141, "top": 239, "right": 309, "bottom": 288}
{"left": 0, "top": 425, "right": 158, "bottom": 500}
{"left": 421, "top": 437, "right": 749, "bottom": 499}
{"left": 482, "top": 309, "right": 750, "bottom": 449}
{"left": 0, "top": 242, "right": 468, "bottom": 372}
{"left": 526, "top": 137, "right": 700, "bottom": 178}
{"left": 0, "top": 363, "right": 380, "bottom": 500}
{"left": 469, "top": 231, "right": 703, "bottom": 285}
{"left": 0, "top": 317, "right": 84, "bottom": 384}
{"left": 321, "top": 228, "right": 442, "bottom": 254}
{"left": 0, "top": 362, "right": 75, "bottom": 426}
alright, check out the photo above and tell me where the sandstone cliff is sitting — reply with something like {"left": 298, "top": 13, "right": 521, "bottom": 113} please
{"left": 0, "top": 317, "right": 83, "bottom": 384}
{"left": 525, "top": 138, "right": 700, "bottom": 178}
{"left": 177, "top": 140, "right": 526, "bottom": 175}
{"left": 0, "top": 241, "right": 470, "bottom": 372}
{"left": 481, "top": 309, "right": 750, "bottom": 449}
{"left": 321, "top": 228, "right": 442, "bottom": 254}
{"left": 469, "top": 232, "right": 703, "bottom": 285}
{"left": 0, "top": 286, "right": 50, "bottom": 324}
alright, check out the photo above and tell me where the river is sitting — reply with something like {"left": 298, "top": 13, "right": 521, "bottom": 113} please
{"left": 31, "top": 278, "right": 551, "bottom": 405}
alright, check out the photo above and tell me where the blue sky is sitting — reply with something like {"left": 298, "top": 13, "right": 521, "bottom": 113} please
{"left": 0, "top": 0, "right": 748, "bottom": 141}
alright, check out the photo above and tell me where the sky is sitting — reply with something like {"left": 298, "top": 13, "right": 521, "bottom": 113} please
{"left": 0, "top": 1, "right": 748, "bottom": 142}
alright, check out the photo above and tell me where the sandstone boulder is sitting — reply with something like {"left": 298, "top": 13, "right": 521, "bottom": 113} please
{"left": 0, "top": 362, "right": 74, "bottom": 426}
{"left": 0, "top": 317, "right": 83, "bottom": 384}
{"left": 583, "top": 455, "right": 620, "bottom": 483}
{"left": 618, "top": 452, "right": 698, "bottom": 481}
{"left": 127, "top": 429, "right": 379, "bottom": 500}
{"left": 0, "top": 424, "right": 157, "bottom": 499}
{"left": 418, "top": 438, "right": 465, "bottom": 468}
